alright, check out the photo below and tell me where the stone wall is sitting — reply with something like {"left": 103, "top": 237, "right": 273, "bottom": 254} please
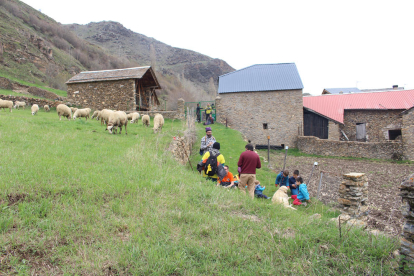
{"left": 67, "top": 79, "right": 135, "bottom": 111}
{"left": 341, "top": 110, "right": 403, "bottom": 142}
{"left": 402, "top": 108, "right": 414, "bottom": 161}
{"left": 339, "top": 173, "right": 368, "bottom": 216}
{"left": 0, "top": 95, "right": 62, "bottom": 108}
{"left": 328, "top": 120, "right": 340, "bottom": 140}
{"left": 215, "top": 89, "right": 303, "bottom": 147}
{"left": 169, "top": 129, "right": 197, "bottom": 165}
{"left": 297, "top": 136, "right": 403, "bottom": 160}
{"left": 400, "top": 173, "right": 414, "bottom": 272}
{"left": 130, "top": 99, "right": 185, "bottom": 120}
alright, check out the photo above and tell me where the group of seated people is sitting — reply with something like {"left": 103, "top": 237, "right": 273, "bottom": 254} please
{"left": 198, "top": 127, "right": 310, "bottom": 205}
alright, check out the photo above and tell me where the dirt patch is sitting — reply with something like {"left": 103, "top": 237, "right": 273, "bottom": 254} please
{"left": 7, "top": 193, "right": 27, "bottom": 206}
{"left": 0, "top": 243, "right": 60, "bottom": 274}
{"left": 259, "top": 151, "right": 414, "bottom": 235}
{"left": 232, "top": 212, "right": 261, "bottom": 222}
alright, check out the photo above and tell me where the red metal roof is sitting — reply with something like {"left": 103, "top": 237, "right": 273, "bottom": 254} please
{"left": 303, "top": 90, "right": 414, "bottom": 124}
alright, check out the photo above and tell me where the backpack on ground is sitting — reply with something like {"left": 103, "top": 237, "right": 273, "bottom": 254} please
{"left": 204, "top": 153, "right": 218, "bottom": 177}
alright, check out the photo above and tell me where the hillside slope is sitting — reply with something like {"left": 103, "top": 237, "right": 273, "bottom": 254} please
{"left": 68, "top": 21, "right": 234, "bottom": 106}
{"left": 0, "top": 0, "right": 234, "bottom": 109}
{"left": 0, "top": 110, "right": 399, "bottom": 274}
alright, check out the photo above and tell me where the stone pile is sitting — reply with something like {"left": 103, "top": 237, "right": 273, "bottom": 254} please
{"left": 338, "top": 173, "right": 368, "bottom": 216}
{"left": 400, "top": 173, "right": 414, "bottom": 270}
{"left": 169, "top": 129, "right": 197, "bottom": 165}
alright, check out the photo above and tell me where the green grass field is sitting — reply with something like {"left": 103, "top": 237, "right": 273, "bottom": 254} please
{"left": 0, "top": 110, "right": 400, "bottom": 275}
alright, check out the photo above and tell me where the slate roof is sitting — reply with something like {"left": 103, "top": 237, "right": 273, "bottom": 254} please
{"left": 322, "top": 87, "right": 362, "bottom": 94}
{"left": 66, "top": 66, "right": 160, "bottom": 88}
{"left": 218, "top": 63, "right": 303, "bottom": 94}
{"left": 303, "top": 90, "right": 414, "bottom": 124}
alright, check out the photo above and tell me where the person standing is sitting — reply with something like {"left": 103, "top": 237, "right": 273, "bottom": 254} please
{"left": 237, "top": 144, "right": 261, "bottom": 199}
{"left": 205, "top": 103, "right": 212, "bottom": 121}
{"left": 196, "top": 103, "right": 201, "bottom": 123}
{"left": 200, "top": 127, "right": 216, "bottom": 155}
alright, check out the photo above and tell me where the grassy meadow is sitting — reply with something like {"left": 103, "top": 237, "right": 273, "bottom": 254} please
{"left": 0, "top": 109, "right": 401, "bottom": 275}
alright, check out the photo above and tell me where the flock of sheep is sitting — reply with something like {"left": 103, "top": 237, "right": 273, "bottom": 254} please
{"left": 0, "top": 99, "right": 164, "bottom": 134}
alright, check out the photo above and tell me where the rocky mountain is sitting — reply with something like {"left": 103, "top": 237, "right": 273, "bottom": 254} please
{"left": 0, "top": 0, "right": 234, "bottom": 108}
{"left": 67, "top": 21, "right": 234, "bottom": 105}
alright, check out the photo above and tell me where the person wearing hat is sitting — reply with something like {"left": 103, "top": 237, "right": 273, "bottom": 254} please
{"left": 201, "top": 142, "right": 225, "bottom": 182}
{"left": 200, "top": 127, "right": 216, "bottom": 155}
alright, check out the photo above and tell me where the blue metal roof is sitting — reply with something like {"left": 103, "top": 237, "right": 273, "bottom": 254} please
{"left": 218, "top": 63, "right": 303, "bottom": 94}
{"left": 323, "top": 87, "right": 362, "bottom": 94}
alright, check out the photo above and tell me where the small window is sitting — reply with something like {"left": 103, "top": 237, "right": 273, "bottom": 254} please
{"left": 389, "top": 129, "right": 402, "bottom": 140}
{"left": 263, "top": 123, "right": 268, "bottom": 130}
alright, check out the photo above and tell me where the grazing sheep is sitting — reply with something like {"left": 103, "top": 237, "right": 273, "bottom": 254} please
{"left": 31, "top": 104, "right": 39, "bottom": 115}
{"left": 56, "top": 104, "right": 72, "bottom": 120}
{"left": 73, "top": 108, "right": 91, "bottom": 121}
{"left": 14, "top": 101, "right": 26, "bottom": 109}
{"left": 91, "top": 110, "right": 101, "bottom": 120}
{"left": 128, "top": 112, "right": 140, "bottom": 123}
{"left": 100, "top": 109, "right": 114, "bottom": 126}
{"left": 271, "top": 186, "right": 296, "bottom": 210}
{"left": 153, "top": 113, "right": 164, "bottom": 133}
{"left": 70, "top": 107, "right": 78, "bottom": 113}
{"left": 142, "top": 114, "right": 150, "bottom": 127}
{"left": 107, "top": 111, "right": 128, "bottom": 134}
{"left": 0, "top": 99, "right": 13, "bottom": 112}
{"left": 44, "top": 105, "right": 50, "bottom": 112}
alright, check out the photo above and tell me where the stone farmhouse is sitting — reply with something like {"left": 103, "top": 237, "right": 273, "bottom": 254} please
{"left": 300, "top": 90, "right": 414, "bottom": 160}
{"left": 66, "top": 66, "right": 161, "bottom": 111}
{"left": 216, "top": 63, "right": 303, "bottom": 147}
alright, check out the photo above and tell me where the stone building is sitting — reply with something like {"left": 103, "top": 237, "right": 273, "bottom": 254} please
{"left": 216, "top": 63, "right": 303, "bottom": 147}
{"left": 66, "top": 66, "right": 161, "bottom": 111}
{"left": 303, "top": 90, "right": 414, "bottom": 142}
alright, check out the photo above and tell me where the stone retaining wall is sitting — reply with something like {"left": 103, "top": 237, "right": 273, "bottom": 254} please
{"left": 28, "top": 87, "right": 62, "bottom": 100}
{"left": 400, "top": 173, "right": 414, "bottom": 272}
{"left": 169, "top": 129, "right": 197, "bottom": 165}
{"left": 0, "top": 95, "right": 62, "bottom": 108}
{"left": 297, "top": 136, "right": 403, "bottom": 160}
{"left": 131, "top": 99, "right": 185, "bottom": 120}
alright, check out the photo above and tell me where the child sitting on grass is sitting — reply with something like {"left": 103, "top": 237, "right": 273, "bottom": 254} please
{"left": 291, "top": 176, "right": 311, "bottom": 206}
{"left": 254, "top": 180, "right": 270, "bottom": 199}
{"left": 289, "top": 170, "right": 299, "bottom": 196}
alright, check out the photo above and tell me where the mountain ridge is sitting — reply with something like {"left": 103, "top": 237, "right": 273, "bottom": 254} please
{"left": 0, "top": 0, "right": 234, "bottom": 108}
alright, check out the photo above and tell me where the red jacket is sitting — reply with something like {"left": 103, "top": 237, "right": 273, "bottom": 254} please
{"left": 238, "top": 150, "right": 261, "bottom": 174}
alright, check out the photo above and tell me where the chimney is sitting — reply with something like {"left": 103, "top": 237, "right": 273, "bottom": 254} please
{"left": 393, "top": 85, "right": 398, "bottom": 90}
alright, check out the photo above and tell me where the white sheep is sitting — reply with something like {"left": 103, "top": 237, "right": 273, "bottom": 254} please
{"left": 142, "top": 114, "right": 150, "bottom": 127}
{"left": 70, "top": 107, "right": 78, "bottom": 113}
{"left": 100, "top": 109, "right": 114, "bottom": 126}
{"left": 153, "top": 113, "right": 164, "bottom": 133}
{"left": 44, "top": 105, "right": 50, "bottom": 112}
{"left": 14, "top": 101, "right": 26, "bottom": 109}
{"left": 57, "top": 104, "right": 72, "bottom": 120}
{"left": 128, "top": 112, "right": 140, "bottom": 123}
{"left": 0, "top": 99, "right": 13, "bottom": 112}
{"left": 91, "top": 110, "right": 101, "bottom": 120}
{"left": 73, "top": 108, "right": 91, "bottom": 121}
{"left": 107, "top": 111, "right": 128, "bottom": 134}
{"left": 31, "top": 104, "right": 39, "bottom": 115}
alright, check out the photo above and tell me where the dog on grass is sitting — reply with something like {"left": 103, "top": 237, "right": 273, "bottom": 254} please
{"left": 271, "top": 186, "right": 296, "bottom": 210}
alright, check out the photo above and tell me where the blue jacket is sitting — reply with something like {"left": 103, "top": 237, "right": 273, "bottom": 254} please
{"left": 275, "top": 172, "right": 289, "bottom": 187}
{"left": 289, "top": 176, "right": 299, "bottom": 195}
{"left": 297, "top": 184, "right": 309, "bottom": 200}
{"left": 254, "top": 184, "right": 265, "bottom": 195}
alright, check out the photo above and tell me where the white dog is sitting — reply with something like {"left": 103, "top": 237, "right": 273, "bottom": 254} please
{"left": 271, "top": 186, "right": 296, "bottom": 210}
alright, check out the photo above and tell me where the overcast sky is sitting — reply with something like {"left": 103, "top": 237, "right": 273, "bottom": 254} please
{"left": 21, "top": 0, "right": 414, "bottom": 94}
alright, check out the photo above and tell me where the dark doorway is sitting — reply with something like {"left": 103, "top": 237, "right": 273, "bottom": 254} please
{"left": 303, "top": 110, "right": 328, "bottom": 139}
{"left": 389, "top": 129, "right": 402, "bottom": 140}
